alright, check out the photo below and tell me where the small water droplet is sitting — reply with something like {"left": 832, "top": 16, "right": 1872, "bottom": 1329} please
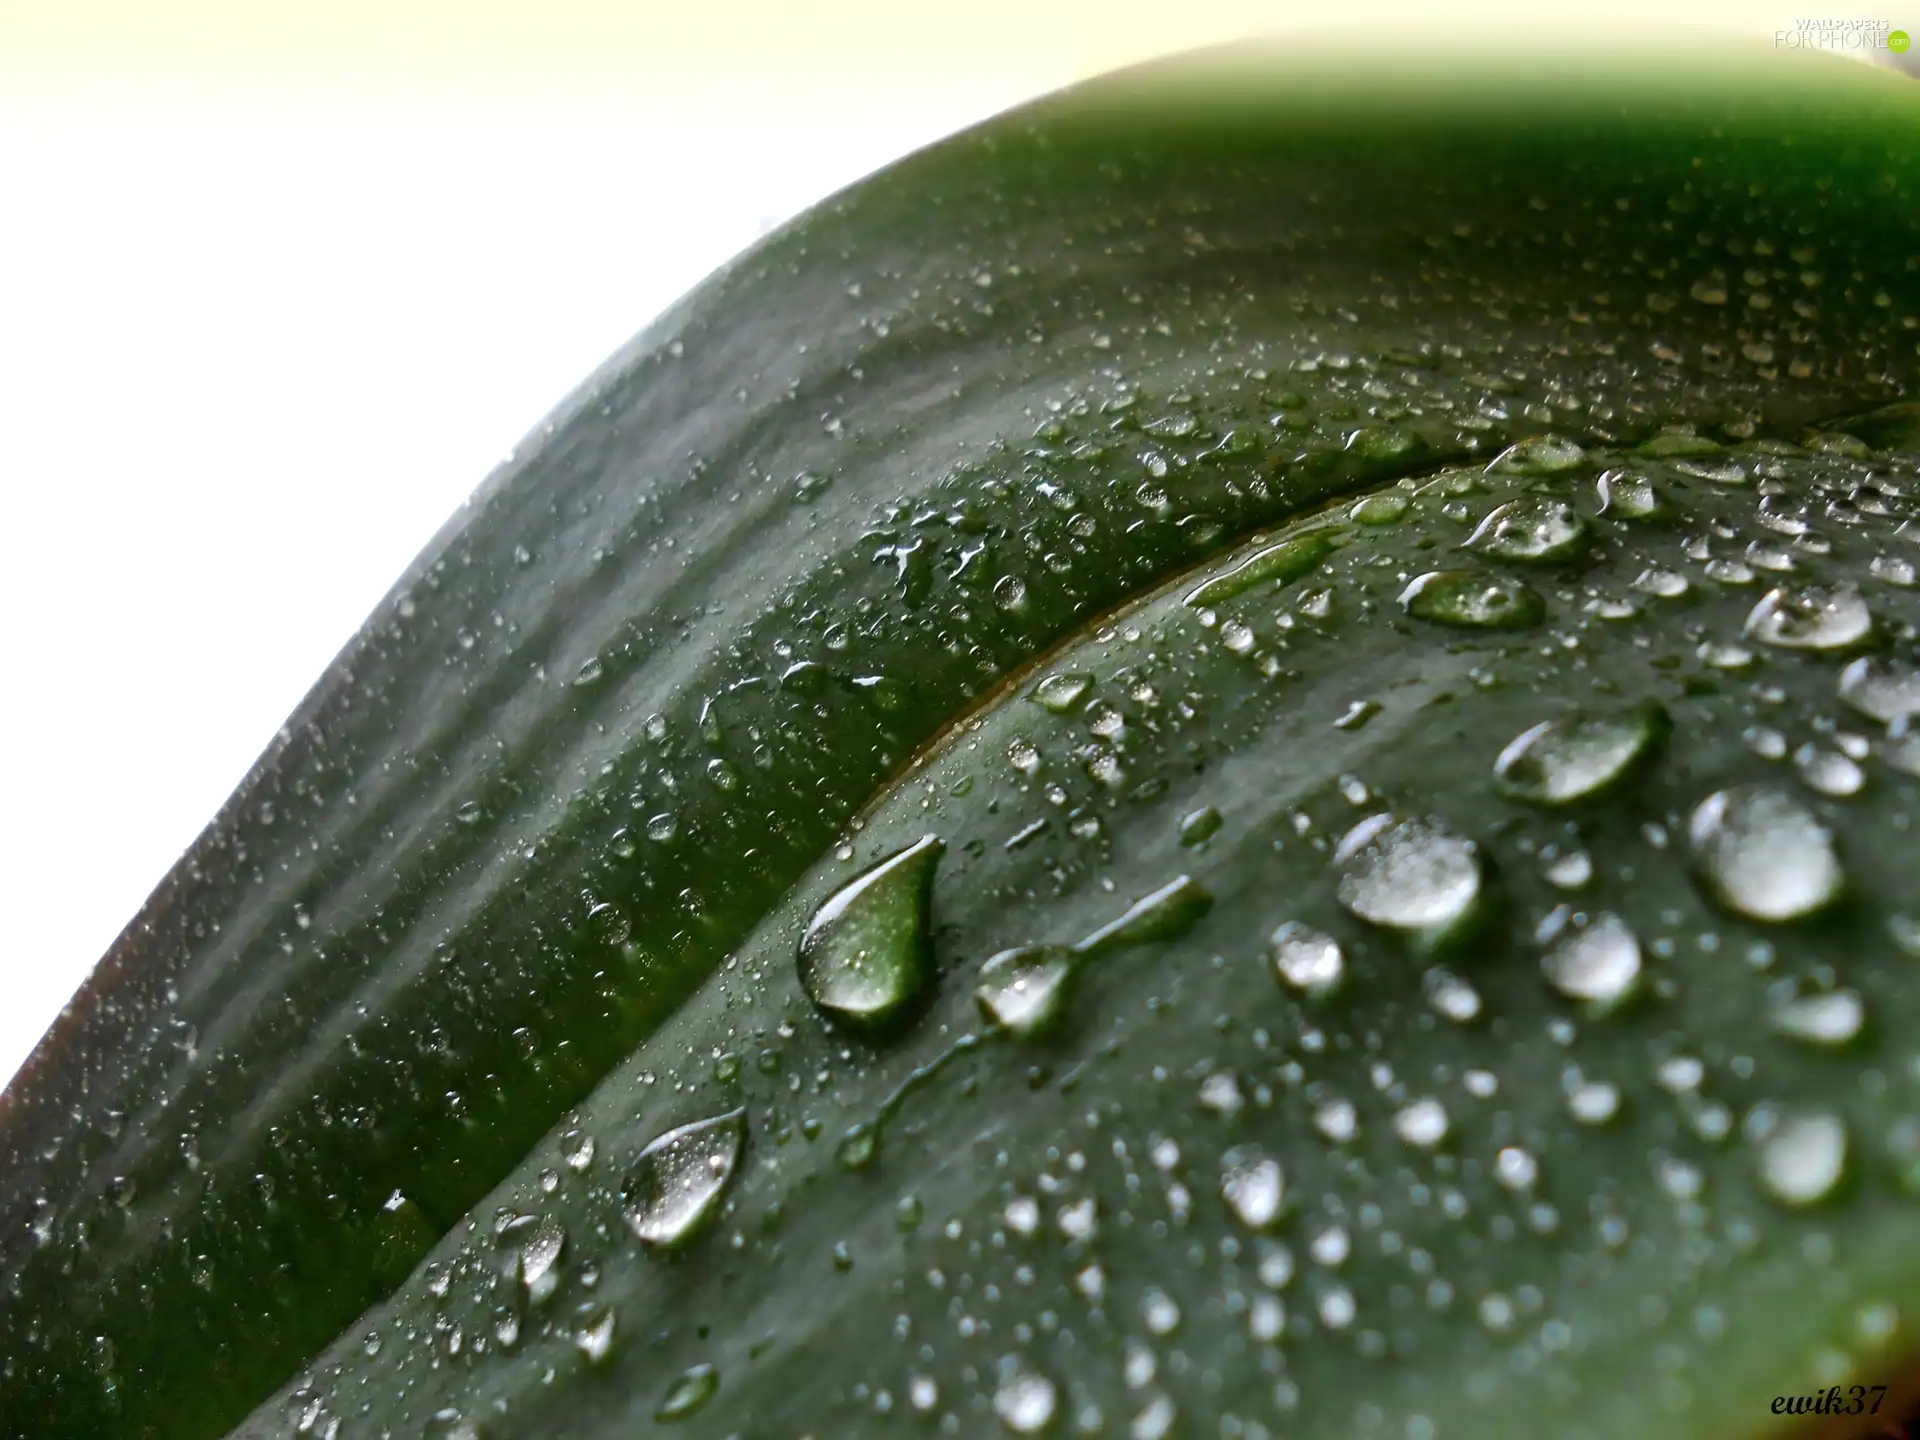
{"left": 1744, "top": 584, "right": 1873, "bottom": 651}
{"left": 1493, "top": 701, "right": 1667, "bottom": 805}
{"left": 1267, "top": 921, "right": 1344, "bottom": 997}
{"left": 1752, "top": 1107, "right": 1849, "bottom": 1207}
{"left": 1769, "top": 987, "right": 1864, "bottom": 1046}
{"left": 975, "top": 946, "right": 1076, "bottom": 1040}
{"left": 1422, "top": 966, "right": 1481, "bottom": 1022}
{"left": 1178, "top": 806, "right": 1222, "bottom": 846}
{"left": 993, "top": 1361, "right": 1058, "bottom": 1433}
{"left": 1031, "top": 673, "right": 1093, "bottom": 713}
{"left": 1792, "top": 743, "right": 1864, "bottom": 797}
{"left": 1544, "top": 850, "right": 1593, "bottom": 889}
{"left": 1463, "top": 496, "right": 1592, "bottom": 563}
{"left": 1837, "top": 656, "right": 1920, "bottom": 723}
{"left": 1490, "top": 435, "right": 1586, "bottom": 475}
{"left": 798, "top": 835, "right": 943, "bottom": 1025}
{"left": 1631, "top": 566, "right": 1690, "bottom": 598}
{"left": 1221, "top": 1150, "right": 1286, "bottom": 1230}
{"left": 1596, "top": 470, "right": 1668, "bottom": 521}
{"left": 1394, "top": 1097, "right": 1450, "bottom": 1150}
{"left": 1184, "top": 531, "right": 1335, "bottom": 607}
{"left": 573, "top": 1304, "right": 617, "bottom": 1364}
{"left": 1333, "top": 814, "right": 1482, "bottom": 936}
{"left": 1541, "top": 912, "right": 1642, "bottom": 1007}
{"left": 1074, "top": 875, "right": 1212, "bottom": 956}
{"left": 622, "top": 1110, "right": 747, "bottom": 1249}
{"left": 654, "top": 1363, "right": 719, "bottom": 1422}
{"left": 1687, "top": 785, "right": 1842, "bottom": 921}
{"left": 1399, "top": 570, "right": 1545, "bottom": 629}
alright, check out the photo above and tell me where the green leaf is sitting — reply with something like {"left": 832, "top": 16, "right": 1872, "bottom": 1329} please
{"left": 5, "top": 41, "right": 1920, "bottom": 1440}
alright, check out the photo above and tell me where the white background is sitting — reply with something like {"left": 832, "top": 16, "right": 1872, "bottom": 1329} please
{"left": 0, "top": 5, "right": 1891, "bottom": 1088}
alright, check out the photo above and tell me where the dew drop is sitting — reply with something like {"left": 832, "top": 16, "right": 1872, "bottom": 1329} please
{"left": 1399, "top": 570, "right": 1546, "bottom": 630}
{"left": 1752, "top": 1107, "right": 1849, "bottom": 1207}
{"left": 1687, "top": 786, "right": 1842, "bottom": 921}
{"left": 798, "top": 835, "right": 942, "bottom": 1024}
{"left": 622, "top": 1110, "right": 747, "bottom": 1249}
{"left": 1221, "top": 1150, "right": 1286, "bottom": 1230}
{"left": 654, "top": 1364, "right": 719, "bottom": 1422}
{"left": 1463, "top": 497, "right": 1592, "bottom": 563}
{"left": 1541, "top": 912, "right": 1642, "bottom": 1007}
{"left": 1267, "top": 921, "right": 1344, "bottom": 997}
{"left": 1493, "top": 701, "right": 1667, "bottom": 805}
{"left": 974, "top": 946, "right": 1076, "bottom": 1040}
{"left": 1333, "top": 814, "right": 1482, "bottom": 935}
{"left": 1744, "top": 584, "right": 1873, "bottom": 651}
{"left": 1031, "top": 673, "right": 1093, "bottom": 713}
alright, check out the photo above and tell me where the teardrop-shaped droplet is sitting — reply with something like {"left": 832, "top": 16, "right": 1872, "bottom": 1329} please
{"left": 622, "top": 1110, "right": 747, "bottom": 1249}
{"left": 1687, "top": 785, "right": 1843, "bottom": 922}
{"left": 1595, "top": 469, "right": 1668, "bottom": 521}
{"left": 655, "top": 1364, "right": 719, "bottom": 1422}
{"left": 1333, "top": 814, "right": 1482, "bottom": 935}
{"left": 518, "top": 1215, "right": 566, "bottom": 1306}
{"left": 1837, "top": 656, "right": 1920, "bottom": 724}
{"left": 1399, "top": 570, "right": 1545, "bottom": 629}
{"left": 1744, "top": 583, "right": 1873, "bottom": 651}
{"left": 1490, "top": 435, "right": 1586, "bottom": 475}
{"left": 1185, "top": 531, "right": 1335, "bottom": 607}
{"left": 1493, "top": 701, "right": 1668, "bottom": 805}
{"left": 1541, "top": 912, "right": 1642, "bottom": 1007}
{"left": 1221, "top": 1149, "right": 1286, "bottom": 1230}
{"left": 1752, "top": 1107, "right": 1849, "bottom": 1207}
{"left": 798, "top": 835, "right": 943, "bottom": 1025}
{"left": 1074, "top": 875, "right": 1213, "bottom": 957}
{"left": 1268, "top": 921, "right": 1344, "bottom": 997}
{"left": 1463, "top": 496, "right": 1592, "bottom": 563}
{"left": 975, "top": 946, "right": 1076, "bottom": 1039}
{"left": 1030, "top": 673, "right": 1093, "bottom": 713}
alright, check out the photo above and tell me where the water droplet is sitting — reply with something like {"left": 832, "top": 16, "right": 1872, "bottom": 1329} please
{"left": 1399, "top": 570, "right": 1545, "bottom": 629}
{"left": 1792, "top": 743, "right": 1864, "bottom": 797}
{"left": 1631, "top": 566, "right": 1690, "bottom": 598}
{"left": 1333, "top": 814, "right": 1482, "bottom": 936}
{"left": 1464, "top": 497, "right": 1592, "bottom": 563}
{"left": 1752, "top": 1107, "right": 1849, "bottom": 1207}
{"left": 1178, "top": 806, "right": 1222, "bottom": 846}
{"left": 1687, "top": 785, "right": 1842, "bottom": 921}
{"left": 1031, "top": 673, "right": 1093, "bottom": 713}
{"left": 1596, "top": 470, "right": 1668, "bottom": 521}
{"left": 1351, "top": 492, "right": 1411, "bottom": 525}
{"left": 1837, "top": 656, "right": 1920, "bottom": 723}
{"left": 1422, "top": 966, "right": 1481, "bottom": 1022}
{"left": 1184, "top": 531, "right": 1335, "bottom": 607}
{"left": 1769, "top": 987, "right": 1864, "bottom": 1046}
{"left": 573, "top": 1304, "right": 617, "bottom": 1364}
{"left": 622, "top": 1109, "right": 747, "bottom": 1249}
{"left": 1567, "top": 1079, "right": 1621, "bottom": 1125}
{"left": 1495, "top": 1146, "right": 1539, "bottom": 1190}
{"left": 1493, "top": 701, "right": 1667, "bottom": 805}
{"left": 975, "top": 946, "right": 1076, "bottom": 1039}
{"left": 1544, "top": 850, "right": 1593, "bottom": 889}
{"left": 1267, "top": 921, "right": 1344, "bottom": 997}
{"left": 1491, "top": 435, "right": 1586, "bottom": 475}
{"left": 1744, "top": 584, "right": 1873, "bottom": 651}
{"left": 1394, "top": 1097, "right": 1450, "bottom": 1150}
{"left": 1221, "top": 1150, "right": 1286, "bottom": 1230}
{"left": 798, "top": 835, "right": 943, "bottom": 1025}
{"left": 1074, "top": 875, "right": 1212, "bottom": 956}
{"left": 1541, "top": 912, "right": 1642, "bottom": 1007}
{"left": 654, "top": 1364, "right": 719, "bottom": 1422}
{"left": 993, "top": 575, "right": 1029, "bottom": 611}
{"left": 518, "top": 1215, "right": 565, "bottom": 1306}
{"left": 993, "top": 1361, "right": 1058, "bottom": 1434}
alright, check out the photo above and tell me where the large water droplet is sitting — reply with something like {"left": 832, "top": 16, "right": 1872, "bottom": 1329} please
{"left": 1752, "top": 1107, "right": 1849, "bottom": 1207}
{"left": 974, "top": 946, "right": 1076, "bottom": 1039}
{"left": 1687, "top": 786, "right": 1842, "bottom": 921}
{"left": 798, "top": 835, "right": 943, "bottom": 1025}
{"left": 1596, "top": 470, "right": 1668, "bottom": 522}
{"left": 1030, "top": 673, "right": 1093, "bottom": 714}
{"left": 655, "top": 1364, "right": 719, "bottom": 1422}
{"left": 1493, "top": 702, "right": 1667, "bottom": 805}
{"left": 1267, "top": 921, "right": 1344, "bottom": 997}
{"left": 1463, "top": 496, "right": 1592, "bottom": 563}
{"left": 622, "top": 1110, "right": 747, "bottom": 1249}
{"left": 1399, "top": 570, "right": 1545, "bottom": 629}
{"left": 1333, "top": 814, "right": 1482, "bottom": 935}
{"left": 1490, "top": 434, "right": 1586, "bottom": 475}
{"left": 1837, "top": 656, "right": 1920, "bottom": 723}
{"left": 1541, "top": 912, "right": 1642, "bottom": 1007}
{"left": 518, "top": 1215, "right": 565, "bottom": 1306}
{"left": 1744, "top": 584, "right": 1873, "bottom": 651}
